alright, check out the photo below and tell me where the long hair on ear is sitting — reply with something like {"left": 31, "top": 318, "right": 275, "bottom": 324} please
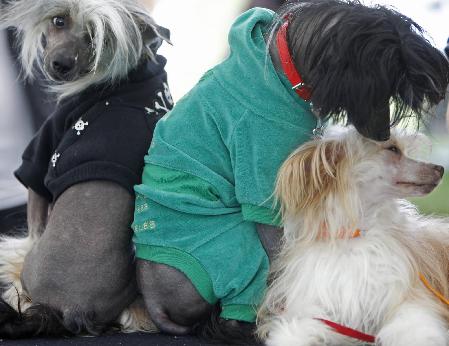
{"left": 0, "top": 0, "right": 169, "bottom": 99}
{"left": 257, "top": 133, "right": 360, "bottom": 338}
{"left": 268, "top": 0, "right": 449, "bottom": 140}
{"left": 274, "top": 132, "right": 361, "bottom": 246}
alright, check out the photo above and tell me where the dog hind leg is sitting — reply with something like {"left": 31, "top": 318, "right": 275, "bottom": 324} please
{"left": 138, "top": 260, "right": 258, "bottom": 344}
{"left": 0, "top": 303, "right": 70, "bottom": 338}
{"left": 137, "top": 260, "right": 213, "bottom": 335}
{"left": 12, "top": 182, "right": 139, "bottom": 337}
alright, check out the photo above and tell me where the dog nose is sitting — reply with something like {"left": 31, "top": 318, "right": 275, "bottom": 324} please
{"left": 434, "top": 164, "right": 444, "bottom": 177}
{"left": 51, "top": 55, "right": 76, "bottom": 76}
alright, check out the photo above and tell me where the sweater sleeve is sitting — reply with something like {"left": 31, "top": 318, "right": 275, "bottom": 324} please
{"left": 14, "top": 115, "right": 64, "bottom": 201}
{"left": 231, "top": 118, "right": 277, "bottom": 226}
{"left": 43, "top": 106, "right": 157, "bottom": 201}
{"left": 231, "top": 114, "right": 313, "bottom": 227}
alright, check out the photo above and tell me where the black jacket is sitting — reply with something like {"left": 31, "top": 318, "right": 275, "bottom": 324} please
{"left": 15, "top": 56, "right": 173, "bottom": 202}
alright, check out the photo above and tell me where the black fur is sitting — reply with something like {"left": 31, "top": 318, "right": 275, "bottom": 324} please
{"left": 271, "top": 0, "right": 449, "bottom": 140}
{"left": 0, "top": 297, "right": 113, "bottom": 339}
{"left": 194, "top": 305, "right": 260, "bottom": 346}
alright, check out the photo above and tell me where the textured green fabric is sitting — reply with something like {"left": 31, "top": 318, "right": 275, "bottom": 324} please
{"left": 133, "top": 8, "right": 317, "bottom": 322}
{"left": 135, "top": 244, "right": 217, "bottom": 304}
{"left": 133, "top": 193, "right": 268, "bottom": 319}
{"left": 221, "top": 305, "right": 258, "bottom": 322}
{"left": 242, "top": 204, "right": 282, "bottom": 227}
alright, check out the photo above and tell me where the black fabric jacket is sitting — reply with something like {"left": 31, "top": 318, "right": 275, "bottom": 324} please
{"left": 15, "top": 56, "right": 173, "bottom": 202}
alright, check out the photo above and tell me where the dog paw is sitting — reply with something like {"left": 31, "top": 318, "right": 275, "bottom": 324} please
{"left": 378, "top": 327, "right": 448, "bottom": 346}
{"left": 265, "top": 318, "right": 333, "bottom": 346}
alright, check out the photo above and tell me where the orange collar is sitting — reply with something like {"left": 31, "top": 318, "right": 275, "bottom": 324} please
{"left": 318, "top": 227, "right": 362, "bottom": 240}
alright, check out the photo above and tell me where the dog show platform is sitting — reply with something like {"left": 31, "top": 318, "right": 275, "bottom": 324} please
{"left": 0, "top": 333, "right": 260, "bottom": 346}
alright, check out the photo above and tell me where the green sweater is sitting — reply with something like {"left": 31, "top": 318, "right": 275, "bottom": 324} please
{"left": 133, "top": 8, "right": 316, "bottom": 322}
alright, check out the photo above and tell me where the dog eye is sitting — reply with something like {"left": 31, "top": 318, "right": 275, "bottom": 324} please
{"left": 386, "top": 145, "right": 401, "bottom": 154}
{"left": 52, "top": 16, "right": 66, "bottom": 28}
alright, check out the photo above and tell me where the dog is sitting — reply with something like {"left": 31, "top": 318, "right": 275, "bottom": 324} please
{"left": 0, "top": 0, "right": 171, "bottom": 338}
{"left": 131, "top": 1, "right": 449, "bottom": 343}
{"left": 257, "top": 125, "right": 449, "bottom": 345}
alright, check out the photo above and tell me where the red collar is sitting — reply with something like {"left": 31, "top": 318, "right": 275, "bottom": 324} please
{"left": 276, "top": 20, "right": 312, "bottom": 102}
{"left": 315, "top": 318, "right": 376, "bottom": 343}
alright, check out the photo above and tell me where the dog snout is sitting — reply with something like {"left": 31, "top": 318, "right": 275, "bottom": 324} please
{"left": 51, "top": 54, "right": 76, "bottom": 78}
{"left": 434, "top": 164, "right": 444, "bottom": 178}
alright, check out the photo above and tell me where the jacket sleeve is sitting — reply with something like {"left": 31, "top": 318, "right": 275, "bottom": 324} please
{"left": 42, "top": 105, "right": 157, "bottom": 201}
{"left": 14, "top": 115, "right": 64, "bottom": 201}
{"left": 231, "top": 115, "right": 311, "bottom": 227}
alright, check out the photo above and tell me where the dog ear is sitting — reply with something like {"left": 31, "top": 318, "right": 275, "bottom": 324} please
{"left": 275, "top": 139, "right": 348, "bottom": 218}
{"left": 141, "top": 21, "right": 172, "bottom": 54}
{"left": 349, "top": 103, "right": 391, "bottom": 142}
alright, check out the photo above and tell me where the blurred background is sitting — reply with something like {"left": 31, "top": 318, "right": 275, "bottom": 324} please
{"left": 0, "top": 0, "right": 448, "bottom": 232}
{"left": 150, "top": 0, "right": 449, "bottom": 102}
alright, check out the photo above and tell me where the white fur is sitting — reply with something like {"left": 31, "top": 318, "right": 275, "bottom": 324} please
{"left": 258, "top": 125, "right": 449, "bottom": 345}
{"left": 0, "top": 0, "right": 163, "bottom": 99}
{"left": 0, "top": 235, "right": 34, "bottom": 312}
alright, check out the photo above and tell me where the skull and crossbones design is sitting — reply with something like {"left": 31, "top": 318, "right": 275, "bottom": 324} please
{"left": 51, "top": 152, "right": 61, "bottom": 167}
{"left": 73, "top": 118, "right": 89, "bottom": 135}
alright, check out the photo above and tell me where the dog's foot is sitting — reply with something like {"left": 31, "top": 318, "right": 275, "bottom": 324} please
{"left": 377, "top": 302, "right": 449, "bottom": 346}
{"left": 265, "top": 317, "right": 349, "bottom": 346}
{"left": 196, "top": 317, "right": 256, "bottom": 345}
{"left": 377, "top": 326, "right": 448, "bottom": 346}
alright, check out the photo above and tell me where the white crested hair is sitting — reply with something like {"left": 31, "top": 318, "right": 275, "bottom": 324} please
{"left": 258, "top": 125, "right": 449, "bottom": 345}
{"left": 0, "top": 0, "right": 166, "bottom": 99}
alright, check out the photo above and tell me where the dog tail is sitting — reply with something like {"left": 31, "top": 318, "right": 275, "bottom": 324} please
{"left": 193, "top": 305, "right": 258, "bottom": 345}
{"left": 0, "top": 299, "right": 111, "bottom": 339}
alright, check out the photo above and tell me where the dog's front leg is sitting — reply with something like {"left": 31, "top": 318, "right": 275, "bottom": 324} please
{"left": 27, "top": 189, "right": 49, "bottom": 240}
{"left": 265, "top": 316, "right": 351, "bottom": 346}
{"left": 256, "top": 224, "right": 282, "bottom": 263}
{"left": 377, "top": 300, "right": 448, "bottom": 346}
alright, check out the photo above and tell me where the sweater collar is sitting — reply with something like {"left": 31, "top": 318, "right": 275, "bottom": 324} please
{"left": 212, "top": 8, "right": 315, "bottom": 128}
{"left": 57, "top": 55, "right": 167, "bottom": 111}
{"left": 52, "top": 55, "right": 166, "bottom": 120}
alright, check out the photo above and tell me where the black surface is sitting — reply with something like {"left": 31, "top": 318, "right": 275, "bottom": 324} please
{"left": 0, "top": 333, "right": 260, "bottom": 346}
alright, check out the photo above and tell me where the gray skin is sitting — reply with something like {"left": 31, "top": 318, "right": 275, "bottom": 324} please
{"left": 22, "top": 181, "right": 138, "bottom": 324}
{"left": 137, "top": 224, "right": 282, "bottom": 335}
{"left": 43, "top": 13, "right": 168, "bottom": 82}
{"left": 43, "top": 15, "right": 92, "bottom": 82}
{"left": 27, "top": 189, "right": 50, "bottom": 239}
